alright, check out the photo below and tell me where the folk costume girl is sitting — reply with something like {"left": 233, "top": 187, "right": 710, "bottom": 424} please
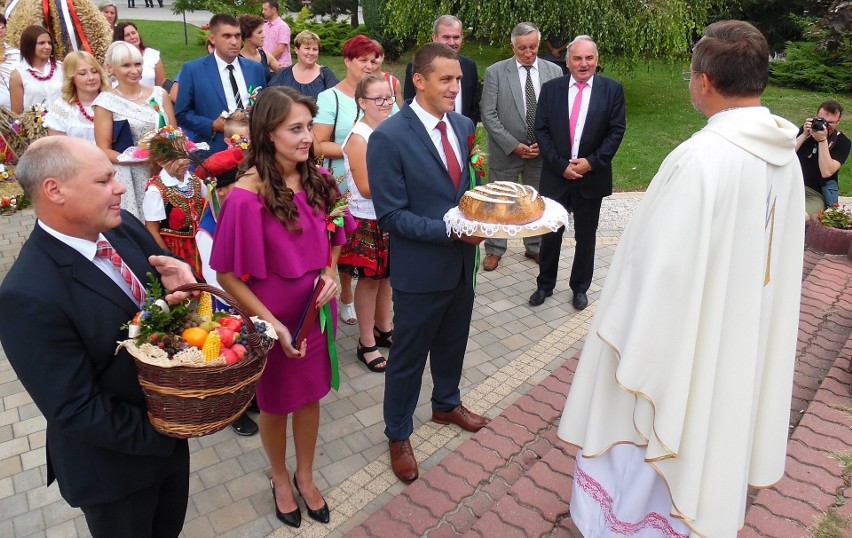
{"left": 140, "top": 126, "right": 207, "bottom": 277}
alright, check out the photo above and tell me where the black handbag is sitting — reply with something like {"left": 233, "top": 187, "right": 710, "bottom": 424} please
{"left": 111, "top": 120, "right": 134, "bottom": 152}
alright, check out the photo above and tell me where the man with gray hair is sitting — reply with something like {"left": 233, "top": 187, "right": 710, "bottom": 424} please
{"left": 0, "top": 136, "right": 196, "bottom": 536}
{"left": 403, "top": 15, "right": 480, "bottom": 123}
{"left": 558, "top": 20, "right": 804, "bottom": 536}
{"left": 479, "top": 22, "right": 563, "bottom": 270}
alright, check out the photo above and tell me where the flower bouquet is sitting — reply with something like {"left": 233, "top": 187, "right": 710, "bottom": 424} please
{"left": 117, "top": 277, "right": 276, "bottom": 438}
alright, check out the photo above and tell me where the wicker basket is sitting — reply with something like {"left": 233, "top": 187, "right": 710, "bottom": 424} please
{"left": 131, "top": 283, "right": 269, "bottom": 438}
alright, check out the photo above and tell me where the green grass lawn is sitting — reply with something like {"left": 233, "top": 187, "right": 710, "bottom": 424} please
{"left": 138, "top": 20, "right": 851, "bottom": 194}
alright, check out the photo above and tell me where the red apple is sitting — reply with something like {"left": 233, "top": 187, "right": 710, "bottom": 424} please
{"left": 220, "top": 348, "right": 239, "bottom": 364}
{"left": 215, "top": 327, "right": 235, "bottom": 348}
{"left": 230, "top": 343, "right": 247, "bottom": 360}
{"left": 219, "top": 316, "right": 243, "bottom": 332}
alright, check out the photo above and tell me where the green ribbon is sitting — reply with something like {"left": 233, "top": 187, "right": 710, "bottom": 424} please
{"left": 148, "top": 97, "right": 166, "bottom": 129}
{"left": 319, "top": 302, "right": 340, "bottom": 390}
{"left": 468, "top": 161, "right": 480, "bottom": 293}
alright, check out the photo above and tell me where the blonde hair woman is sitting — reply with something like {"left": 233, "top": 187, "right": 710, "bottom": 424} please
{"left": 45, "top": 51, "right": 111, "bottom": 143}
{"left": 93, "top": 41, "right": 176, "bottom": 219}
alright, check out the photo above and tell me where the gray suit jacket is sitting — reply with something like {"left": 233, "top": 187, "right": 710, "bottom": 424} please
{"left": 481, "top": 58, "right": 563, "bottom": 171}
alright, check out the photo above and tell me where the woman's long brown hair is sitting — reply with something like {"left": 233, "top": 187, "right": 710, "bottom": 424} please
{"left": 241, "top": 86, "right": 340, "bottom": 232}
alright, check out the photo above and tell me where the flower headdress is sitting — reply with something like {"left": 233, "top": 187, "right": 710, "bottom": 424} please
{"left": 132, "top": 126, "right": 198, "bottom": 162}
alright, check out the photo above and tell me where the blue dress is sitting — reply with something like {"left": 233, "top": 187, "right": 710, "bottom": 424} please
{"left": 269, "top": 65, "right": 339, "bottom": 100}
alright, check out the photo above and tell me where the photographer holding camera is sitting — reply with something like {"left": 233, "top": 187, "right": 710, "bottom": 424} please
{"left": 796, "top": 99, "right": 849, "bottom": 215}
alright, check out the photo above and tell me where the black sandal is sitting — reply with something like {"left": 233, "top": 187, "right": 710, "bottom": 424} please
{"left": 357, "top": 340, "right": 386, "bottom": 372}
{"left": 373, "top": 326, "right": 393, "bottom": 348}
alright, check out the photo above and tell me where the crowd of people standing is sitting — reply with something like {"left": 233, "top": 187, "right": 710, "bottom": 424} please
{"left": 0, "top": 4, "right": 836, "bottom": 537}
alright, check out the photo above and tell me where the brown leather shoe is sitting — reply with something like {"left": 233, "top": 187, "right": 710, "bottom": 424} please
{"left": 482, "top": 254, "right": 500, "bottom": 271}
{"left": 524, "top": 251, "right": 541, "bottom": 264}
{"left": 432, "top": 405, "right": 490, "bottom": 432}
{"left": 389, "top": 439, "right": 418, "bottom": 482}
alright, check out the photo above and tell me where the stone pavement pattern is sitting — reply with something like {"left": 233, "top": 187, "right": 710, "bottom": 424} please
{"left": 1, "top": 193, "right": 850, "bottom": 537}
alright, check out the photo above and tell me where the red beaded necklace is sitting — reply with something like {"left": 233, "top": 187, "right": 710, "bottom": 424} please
{"left": 26, "top": 60, "right": 56, "bottom": 81}
{"left": 76, "top": 98, "right": 94, "bottom": 122}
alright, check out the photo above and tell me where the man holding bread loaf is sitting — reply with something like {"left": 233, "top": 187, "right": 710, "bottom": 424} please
{"left": 368, "top": 43, "right": 488, "bottom": 483}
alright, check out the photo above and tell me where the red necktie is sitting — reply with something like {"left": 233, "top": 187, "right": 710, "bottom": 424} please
{"left": 96, "top": 240, "right": 147, "bottom": 306}
{"left": 569, "top": 82, "right": 588, "bottom": 145}
{"left": 436, "top": 120, "right": 461, "bottom": 189}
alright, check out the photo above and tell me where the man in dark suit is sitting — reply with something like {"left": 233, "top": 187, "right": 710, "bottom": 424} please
{"left": 0, "top": 137, "right": 197, "bottom": 537}
{"left": 176, "top": 13, "right": 266, "bottom": 153}
{"left": 368, "top": 43, "right": 488, "bottom": 483}
{"left": 480, "top": 22, "right": 563, "bottom": 271}
{"left": 403, "top": 15, "right": 480, "bottom": 124}
{"left": 530, "top": 35, "right": 626, "bottom": 310}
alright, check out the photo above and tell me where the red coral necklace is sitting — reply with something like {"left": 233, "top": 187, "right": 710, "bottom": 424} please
{"left": 76, "top": 99, "right": 94, "bottom": 122}
{"left": 27, "top": 60, "right": 56, "bottom": 81}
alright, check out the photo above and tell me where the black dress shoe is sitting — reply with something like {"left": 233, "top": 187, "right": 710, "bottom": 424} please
{"left": 230, "top": 412, "right": 258, "bottom": 436}
{"left": 271, "top": 479, "right": 301, "bottom": 528}
{"left": 294, "top": 474, "right": 330, "bottom": 524}
{"left": 529, "top": 288, "right": 553, "bottom": 306}
{"left": 572, "top": 292, "right": 589, "bottom": 310}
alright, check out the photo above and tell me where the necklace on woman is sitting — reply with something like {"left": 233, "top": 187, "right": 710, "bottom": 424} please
{"left": 27, "top": 60, "right": 55, "bottom": 81}
{"left": 76, "top": 98, "right": 94, "bottom": 122}
{"left": 114, "top": 85, "right": 143, "bottom": 101}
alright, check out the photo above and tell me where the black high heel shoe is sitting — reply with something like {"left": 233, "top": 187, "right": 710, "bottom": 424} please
{"left": 271, "top": 479, "right": 301, "bottom": 528}
{"left": 293, "top": 474, "right": 330, "bottom": 524}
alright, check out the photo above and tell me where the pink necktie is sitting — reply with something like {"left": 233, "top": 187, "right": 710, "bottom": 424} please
{"left": 569, "top": 82, "right": 588, "bottom": 144}
{"left": 436, "top": 121, "right": 461, "bottom": 189}
{"left": 96, "top": 240, "right": 147, "bottom": 306}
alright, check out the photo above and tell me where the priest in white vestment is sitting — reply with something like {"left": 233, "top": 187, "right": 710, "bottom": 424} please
{"left": 557, "top": 20, "right": 805, "bottom": 538}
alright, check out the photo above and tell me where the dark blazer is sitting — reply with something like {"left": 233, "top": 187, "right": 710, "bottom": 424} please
{"left": 0, "top": 213, "right": 187, "bottom": 507}
{"left": 175, "top": 54, "right": 266, "bottom": 153}
{"left": 535, "top": 74, "right": 626, "bottom": 200}
{"left": 404, "top": 55, "right": 480, "bottom": 124}
{"left": 367, "top": 105, "right": 477, "bottom": 293}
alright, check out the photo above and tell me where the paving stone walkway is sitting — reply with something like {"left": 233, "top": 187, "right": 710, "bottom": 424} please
{"left": 1, "top": 194, "right": 849, "bottom": 537}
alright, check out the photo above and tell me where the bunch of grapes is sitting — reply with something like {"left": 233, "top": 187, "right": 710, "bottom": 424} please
{"left": 254, "top": 320, "right": 274, "bottom": 349}
{"left": 181, "top": 313, "right": 202, "bottom": 331}
{"left": 146, "top": 333, "right": 186, "bottom": 356}
{"left": 236, "top": 325, "right": 249, "bottom": 347}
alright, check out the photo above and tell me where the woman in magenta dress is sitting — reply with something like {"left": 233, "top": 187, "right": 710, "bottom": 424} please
{"left": 211, "top": 86, "right": 348, "bottom": 529}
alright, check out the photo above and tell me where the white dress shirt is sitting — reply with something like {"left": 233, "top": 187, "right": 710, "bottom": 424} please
{"left": 568, "top": 75, "right": 594, "bottom": 159}
{"left": 516, "top": 58, "right": 542, "bottom": 117}
{"left": 214, "top": 52, "right": 249, "bottom": 112}
{"left": 410, "top": 97, "right": 462, "bottom": 175}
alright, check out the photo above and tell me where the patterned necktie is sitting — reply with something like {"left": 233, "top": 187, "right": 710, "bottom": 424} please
{"left": 96, "top": 240, "right": 147, "bottom": 306}
{"left": 436, "top": 121, "right": 461, "bottom": 189}
{"left": 569, "top": 82, "right": 588, "bottom": 144}
{"left": 523, "top": 65, "right": 536, "bottom": 143}
{"left": 226, "top": 64, "right": 244, "bottom": 109}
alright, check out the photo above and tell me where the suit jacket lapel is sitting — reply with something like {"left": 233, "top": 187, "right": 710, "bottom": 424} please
{"left": 403, "top": 106, "right": 444, "bottom": 174}
{"left": 33, "top": 227, "right": 139, "bottom": 313}
{"left": 204, "top": 55, "right": 228, "bottom": 110}
{"left": 105, "top": 229, "right": 155, "bottom": 295}
{"left": 505, "top": 61, "right": 526, "bottom": 121}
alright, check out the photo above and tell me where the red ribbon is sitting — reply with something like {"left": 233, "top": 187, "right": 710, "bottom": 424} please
{"left": 65, "top": 0, "right": 93, "bottom": 54}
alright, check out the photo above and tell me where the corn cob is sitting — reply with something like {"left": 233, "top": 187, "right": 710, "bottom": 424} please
{"left": 197, "top": 292, "right": 213, "bottom": 320}
{"left": 202, "top": 331, "right": 221, "bottom": 361}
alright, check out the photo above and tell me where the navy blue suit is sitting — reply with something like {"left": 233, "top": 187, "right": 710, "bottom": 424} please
{"left": 404, "top": 55, "right": 480, "bottom": 124}
{"left": 175, "top": 54, "right": 266, "bottom": 153}
{"left": 535, "top": 74, "right": 626, "bottom": 294}
{"left": 0, "top": 213, "right": 189, "bottom": 535}
{"left": 368, "top": 104, "right": 477, "bottom": 441}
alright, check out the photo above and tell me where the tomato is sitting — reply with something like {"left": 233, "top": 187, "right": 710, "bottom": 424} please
{"left": 219, "top": 316, "right": 243, "bottom": 332}
{"left": 181, "top": 327, "right": 209, "bottom": 349}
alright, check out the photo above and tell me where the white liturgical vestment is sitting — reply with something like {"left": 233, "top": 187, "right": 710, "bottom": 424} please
{"left": 558, "top": 106, "right": 805, "bottom": 537}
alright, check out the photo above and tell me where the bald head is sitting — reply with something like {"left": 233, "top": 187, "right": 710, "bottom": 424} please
{"left": 16, "top": 137, "right": 85, "bottom": 201}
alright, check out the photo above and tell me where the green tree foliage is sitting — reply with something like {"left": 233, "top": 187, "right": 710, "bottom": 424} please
{"left": 708, "top": 0, "right": 814, "bottom": 53}
{"left": 381, "top": 0, "right": 711, "bottom": 60}
{"left": 770, "top": 1, "right": 852, "bottom": 93}
{"left": 363, "top": 0, "right": 415, "bottom": 60}
{"left": 172, "top": 0, "right": 259, "bottom": 17}
{"left": 285, "top": 7, "right": 364, "bottom": 56}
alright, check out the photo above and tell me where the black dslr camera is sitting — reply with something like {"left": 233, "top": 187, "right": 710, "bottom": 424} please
{"left": 811, "top": 117, "right": 829, "bottom": 132}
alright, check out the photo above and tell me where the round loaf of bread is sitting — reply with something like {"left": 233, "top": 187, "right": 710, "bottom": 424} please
{"left": 458, "top": 181, "right": 545, "bottom": 225}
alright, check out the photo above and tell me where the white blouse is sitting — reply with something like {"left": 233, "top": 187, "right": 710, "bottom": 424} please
{"left": 141, "top": 47, "right": 160, "bottom": 87}
{"left": 44, "top": 98, "right": 97, "bottom": 144}
{"left": 16, "top": 59, "right": 63, "bottom": 110}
